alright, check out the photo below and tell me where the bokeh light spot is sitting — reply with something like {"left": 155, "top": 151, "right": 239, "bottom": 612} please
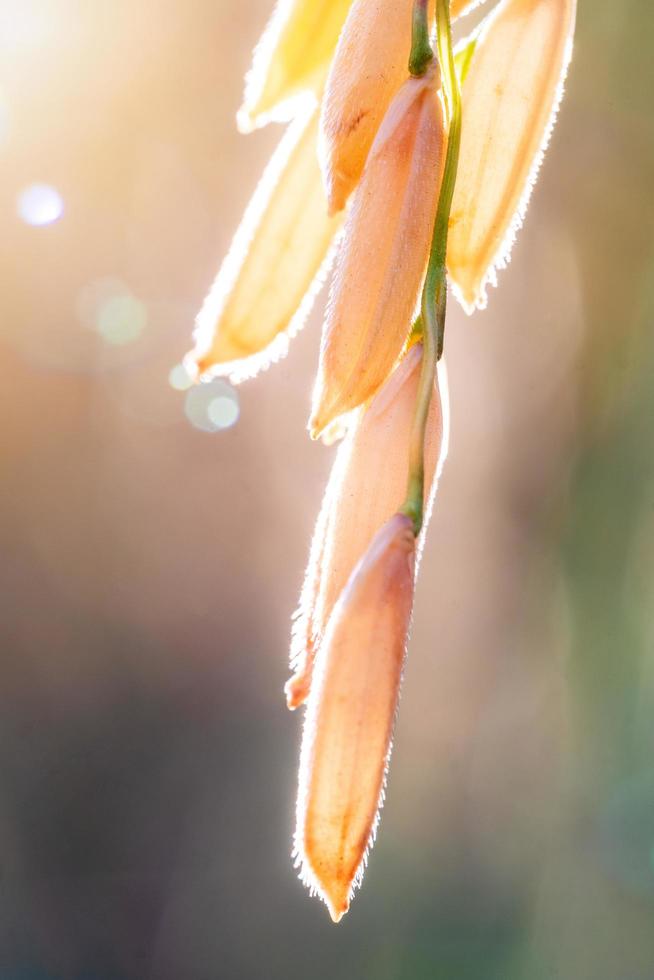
{"left": 208, "top": 395, "right": 240, "bottom": 430}
{"left": 184, "top": 381, "right": 240, "bottom": 433}
{"left": 168, "top": 363, "right": 194, "bottom": 391}
{"left": 76, "top": 278, "right": 148, "bottom": 347}
{"left": 17, "top": 184, "right": 64, "bottom": 226}
{"left": 97, "top": 295, "right": 147, "bottom": 346}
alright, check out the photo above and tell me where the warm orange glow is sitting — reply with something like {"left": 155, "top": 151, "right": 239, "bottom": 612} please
{"left": 447, "top": 0, "right": 577, "bottom": 311}
{"left": 187, "top": 106, "right": 343, "bottom": 384}
{"left": 295, "top": 513, "right": 416, "bottom": 921}
{"left": 311, "top": 72, "right": 445, "bottom": 437}
{"left": 287, "top": 345, "right": 447, "bottom": 711}
{"left": 319, "top": 0, "right": 434, "bottom": 213}
{"left": 239, "top": 0, "right": 353, "bottom": 130}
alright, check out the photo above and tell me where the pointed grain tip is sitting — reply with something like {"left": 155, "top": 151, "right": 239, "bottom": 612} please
{"left": 325, "top": 174, "right": 348, "bottom": 216}
{"left": 285, "top": 673, "right": 310, "bottom": 711}
{"left": 453, "top": 277, "right": 479, "bottom": 316}
{"left": 328, "top": 901, "right": 348, "bottom": 924}
{"left": 182, "top": 349, "right": 205, "bottom": 383}
{"left": 308, "top": 410, "right": 326, "bottom": 441}
{"left": 236, "top": 106, "right": 255, "bottom": 135}
{"left": 324, "top": 884, "right": 350, "bottom": 924}
{"left": 191, "top": 356, "right": 209, "bottom": 379}
{"left": 310, "top": 380, "right": 358, "bottom": 440}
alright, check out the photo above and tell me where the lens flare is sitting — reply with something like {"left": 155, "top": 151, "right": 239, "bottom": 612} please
{"left": 184, "top": 381, "right": 240, "bottom": 433}
{"left": 97, "top": 295, "right": 147, "bottom": 346}
{"left": 168, "top": 363, "right": 194, "bottom": 391}
{"left": 17, "top": 184, "right": 64, "bottom": 226}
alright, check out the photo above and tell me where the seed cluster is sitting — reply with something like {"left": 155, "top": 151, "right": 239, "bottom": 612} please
{"left": 185, "top": 0, "right": 577, "bottom": 922}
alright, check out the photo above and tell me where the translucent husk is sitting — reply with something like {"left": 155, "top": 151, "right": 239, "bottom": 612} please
{"left": 186, "top": 106, "right": 343, "bottom": 384}
{"left": 294, "top": 513, "right": 416, "bottom": 922}
{"left": 239, "top": 0, "right": 353, "bottom": 131}
{"left": 310, "top": 73, "right": 445, "bottom": 438}
{"left": 319, "top": 0, "right": 436, "bottom": 214}
{"left": 287, "top": 345, "right": 447, "bottom": 711}
{"left": 447, "top": 0, "right": 577, "bottom": 312}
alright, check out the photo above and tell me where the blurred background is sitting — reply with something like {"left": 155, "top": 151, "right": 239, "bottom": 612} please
{"left": 1, "top": 1, "right": 653, "bottom": 977}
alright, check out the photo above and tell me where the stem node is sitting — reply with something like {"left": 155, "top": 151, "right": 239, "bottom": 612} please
{"left": 409, "top": 0, "right": 433, "bottom": 77}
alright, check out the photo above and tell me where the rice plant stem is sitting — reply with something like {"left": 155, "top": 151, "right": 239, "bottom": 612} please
{"left": 409, "top": 0, "right": 434, "bottom": 77}
{"left": 402, "top": 0, "right": 461, "bottom": 536}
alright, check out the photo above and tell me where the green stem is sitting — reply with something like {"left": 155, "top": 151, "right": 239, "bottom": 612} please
{"left": 409, "top": 0, "right": 433, "bottom": 77}
{"left": 401, "top": 0, "right": 462, "bottom": 536}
